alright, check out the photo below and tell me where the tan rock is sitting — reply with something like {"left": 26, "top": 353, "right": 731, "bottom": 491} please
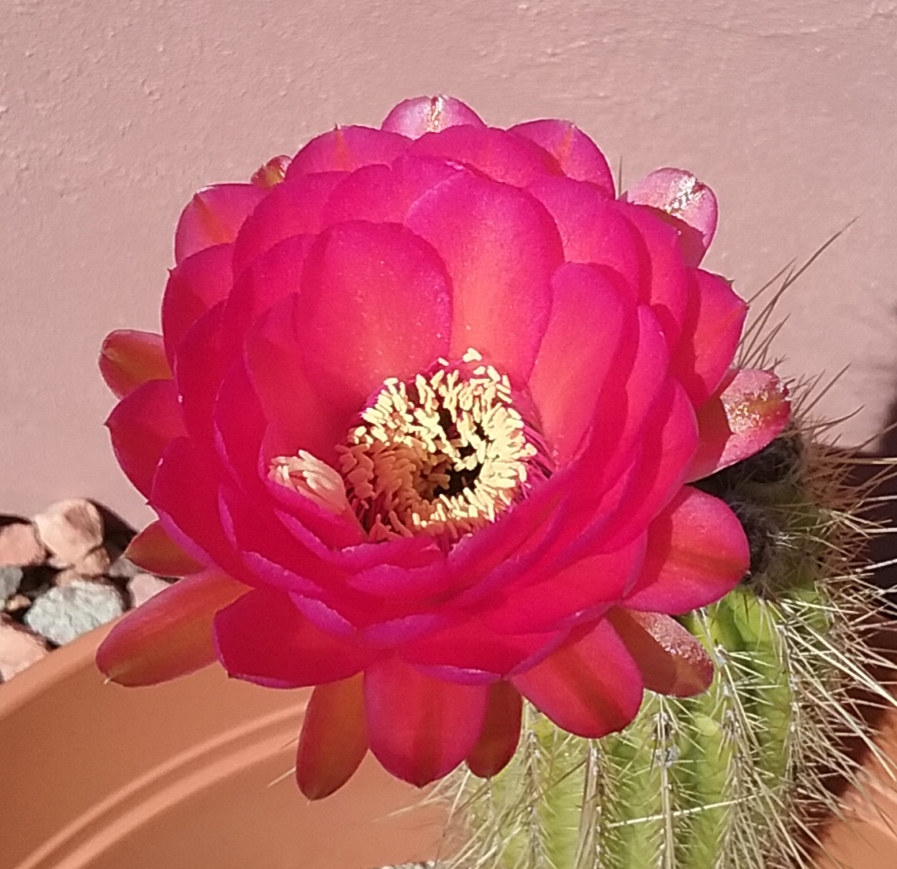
{"left": 0, "top": 521, "right": 45, "bottom": 567}
{"left": 53, "top": 568, "right": 83, "bottom": 588}
{"left": 33, "top": 499, "right": 104, "bottom": 567}
{"left": 127, "top": 572, "right": 172, "bottom": 608}
{"left": 73, "top": 546, "right": 112, "bottom": 577}
{"left": 0, "top": 615, "right": 49, "bottom": 681}
{"left": 4, "top": 594, "right": 30, "bottom": 614}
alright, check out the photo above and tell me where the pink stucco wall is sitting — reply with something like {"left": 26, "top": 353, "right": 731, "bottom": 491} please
{"left": 2, "top": 0, "right": 896, "bottom": 526}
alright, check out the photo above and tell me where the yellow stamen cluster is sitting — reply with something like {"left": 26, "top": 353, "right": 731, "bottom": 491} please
{"left": 337, "top": 349, "right": 541, "bottom": 543}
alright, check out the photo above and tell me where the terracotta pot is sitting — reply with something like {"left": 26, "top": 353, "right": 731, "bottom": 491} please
{"left": 0, "top": 623, "right": 448, "bottom": 869}
{"left": 6, "top": 621, "right": 897, "bottom": 869}
{"left": 814, "top": 704, "right": 897, "bottom": 869}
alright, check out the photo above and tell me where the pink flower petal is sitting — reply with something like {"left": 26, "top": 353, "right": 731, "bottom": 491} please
{"left": 584, "top": 305, "right": 670, "bottom": 490}
{"left": 589, "top": 379, "right": 699, "bottom": 553}
{"left": 364, "top": 657, "right": 488, "bottom": 786}
{"left": 106, "top": 379, "right": 185, "bottom": 498}
{"left": 511, "top": 620, "right": 644, "bottom": 738}
{"left": 224, "top": 234, "right": 314, "bottom": 348}
{"left": 238, "top": 549, "right": 331, "bottom": 598}
{"left": 218, "top": 482, "right": 358, "bottom": 590}
{"left": 466, "top": 681, "right": 522, "bottom": 778}
{"left": 624, "top": 168, "right": 718, "bottom": 266}
{"left": 285, "top": 126, "right": 410, "bottom": 178}
{"left": 212, "top": 356, "right": 267, "bottom": 490}
{"left": 151, "top": 437, "right": 254, "bottom": 583}
{"left": 214, "top": 587, "right": 372, "bottom": 687}
{"left": 623, "top": 486, "right": 749, "bottom": 614}
{"left": 172, "top": 302, "right": 232, "bottom": 444}
{"left": 320, "top": 155, "right": 462, "bottom": 227}
{"left": 483, "top": 535, "right": 645, "bottom": 634}
{"left": 525, "top": 306, "right": 671, "bottom": 566}
{"left": 401, "top": 619, "right": 560, "bottom": 680}
{"left": 125, "top": 520, "right": 204, "bottom": 577}
{"left": 162, "top": 244, "right": 234, "bottom": 365}
{"left": 243, "top": 295, "right": 349, "bottom": 465}
{"left": 231, "top": 171, "right": 346, "bottom": 276}
{"left": 529, "top": 262, "right": 631, "bottom": 464}
{"left": 99, "top": 330, "right": 172, "bottom": 399}
{"left": 342, "top": 558, "right": 457, "bottom": 601}
{"left": 296, "top": 676, "right": 369, "bottom": 800}
{"left": 617, "top": 201, "right": 690, "bottom": 348}
{"left": 688, "top": 369, "right": 791, "bottom": 481}
{"left": 407, "top": 124, "right": 560, "bottom": 187}
{"left": 358, "top": 613, "right": 451, "bottom": 649}
{"left": 217, "top": 366, "right": 359, "bottom": 562}
{"left": 526, "top": 177, "right": 642, "bottom": 298}
{"left": 174, "top": 183, "right": 267, "bottom": 264}
{"left": 608, "top": 608, "right": 713, "bottom": 697}
{"left": 381, "top": 95, "right": 486, "bottom": 138}
{"left": 297, "top": 221, "right": 452, "bottom": 414}
{"left": 405, "top": 171, "right": 561, "bottom": 383}
{"left": 96, "top": 570, "right": 248, "bottom": 686}
{"left": 672, "top": 270, "right": 747, "bottom": 407}
{"left": 511, "top": 119, "right": 615, "bottom": 195}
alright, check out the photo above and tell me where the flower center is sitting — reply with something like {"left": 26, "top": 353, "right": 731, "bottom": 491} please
{"left": 337, "top": 349, "right": 548, "bottom": 544}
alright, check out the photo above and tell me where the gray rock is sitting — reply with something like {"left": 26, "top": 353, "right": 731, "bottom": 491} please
{"left": 0, "top": 565, "right": 23, "bottom": 600}
{"left": 24, "top": 579, "right": 125, "bottom": 645}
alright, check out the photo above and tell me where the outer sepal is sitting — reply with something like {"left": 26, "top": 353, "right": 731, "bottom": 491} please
{"left": 97, "top": 570, "right": 248, "bottom": 686}
{"left": 689, "top": 369, "right": 791, "bottom": 481}
{"left": 100, "top": 330, "right": 172, "bottom": 399}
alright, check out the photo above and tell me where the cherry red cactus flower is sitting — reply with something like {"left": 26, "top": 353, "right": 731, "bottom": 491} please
{"left": 97, "top": 96, "right": 789, "bottom": 799}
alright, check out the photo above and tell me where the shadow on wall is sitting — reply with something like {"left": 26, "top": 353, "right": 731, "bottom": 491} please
{"left": 857, "top": 388, "right": 897, "bottom": 606}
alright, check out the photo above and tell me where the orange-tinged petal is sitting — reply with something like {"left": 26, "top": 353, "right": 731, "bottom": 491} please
{"left": 608, "top": 608, "right": 713, "bottom": 697}
{"left": 124, "top": 520, "right": 204, "bottom": 577}
{"left": 365, "top": 657, "right": 488, "bottom": 787}
{"left": 251, "top": 155, "right": 291, "bottom": 188}
{"left": 466, "top": 681, "right": 523, "bottom": 778}
{"left": 512, "top": 620, "right": 644, "bottom": 738}
{"left": 296, "top": 675, "right": 369, "bottom": 800}
{"left": 96, "top": 571, "right": 247, "bottom": 686}
{"left": 174, "top": 183, "right": 266, "bottom": 264}
{"left": 100, "top": 330, "right": 172, "bottom": 399}
{"left": 689, "top": 368, "right": 790, "bottom": 480}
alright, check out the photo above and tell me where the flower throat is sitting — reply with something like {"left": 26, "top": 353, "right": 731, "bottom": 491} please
{"left": 337, "top": 349, "right": 549, "bottom": 544}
